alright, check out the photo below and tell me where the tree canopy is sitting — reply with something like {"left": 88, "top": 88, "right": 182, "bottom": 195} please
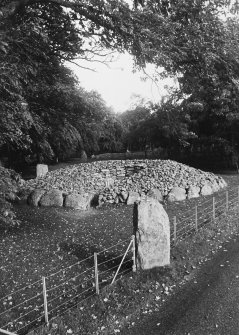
{"left": 1, "top": 0, "right": 239, "bottom": 168}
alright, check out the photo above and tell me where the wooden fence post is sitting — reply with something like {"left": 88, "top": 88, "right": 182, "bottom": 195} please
{"left": 173, "top": 216, "right": 177, "bottom": 245}
{"left": 195, "top": 206, "right": 198, "bottom": 232}
{"left": 42, "top": 277, "right": 49, "bottom": 325}
{"left": 226, "top": 191, "right": 229, "bottom": 211}
{"left": 212, "top": 197, "right": 215, "bottom": 221}
{"left": 94, "top": 253, "right": 99, "bottom": 295}
{"left": 132, "top": 235, "right": 136, "bottom": 272}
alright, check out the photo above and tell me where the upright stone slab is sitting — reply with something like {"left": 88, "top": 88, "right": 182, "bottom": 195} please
{"left": 80, "top": 150, "right": 87, "bottom": 162}
{"left": 134, "top": 197, "right": 170, "bottom": 270}
{"left": 36, "top": 164, "right": 48, "bottom": 178}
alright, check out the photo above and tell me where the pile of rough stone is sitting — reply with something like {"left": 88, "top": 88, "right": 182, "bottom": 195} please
{"left": 25, "top": 159, "right": 227, "bottom": 210}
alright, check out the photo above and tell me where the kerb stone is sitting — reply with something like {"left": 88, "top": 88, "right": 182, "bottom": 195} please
{"left": 134, "top": 198, "right": 170, "bottom": 270}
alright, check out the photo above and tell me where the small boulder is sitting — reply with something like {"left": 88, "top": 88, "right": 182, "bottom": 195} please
{"left": 28, "top": 189, "right": 46, "bottom": 206}
{"left": 39, "top": 189, "right": 63, "bottom": 207}
{"left": 127, "top": 191, "right": 141, "bottom": 205}
{"left": 167, "top": 187, "right": 186, "bottom": 202}
{"left": 119, "top": 190, "right": 129, "bottom": 203}
{"left": 98, "top": 194, "right": 105, "bottom": 207}
{"left": 187, "top": 185, "right": 200, "bottom": 199}
{"left": 147, "top": 188, "right": 164, "bottom": 203}
{"left": 200, "top": 184, "right": 213, "bottom": 196}
{"left": 210, "top": 181, "right": 220, "bottom": 192}
{"left": 65, "top": 192, "right": 94, "bottom": 210}
{"left": 217, "top": 177, "right": 227, "bottom": 189}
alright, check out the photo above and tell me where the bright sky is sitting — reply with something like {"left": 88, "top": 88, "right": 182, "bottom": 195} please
{"left": 67, "top": 53, "right": 176, "bottom": 113}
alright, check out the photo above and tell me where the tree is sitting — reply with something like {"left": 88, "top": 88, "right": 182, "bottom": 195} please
{"left": 0, "top": 1, "right": 129, "bottom": 164}
{"left": 120, "top": 104, "right": 152, "bottom": 150}
{"left": 120, "top": 93, "right": 195, "bottom": 154}
{"left": 1, "top": 0, "right": 239, "bottom": 166}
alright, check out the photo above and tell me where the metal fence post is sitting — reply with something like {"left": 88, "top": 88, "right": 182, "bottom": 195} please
{"left": 132, "top": 235, "right": 136, "bottom": 272}
{"left": 195, "top": 206, "right": 198, "bottom": 232}
{"left": 226, "top": 191, "right": 229, "bottom": 211}
{"left": 173, "top": 216, "right": 177, "bottom": 245}
{"left": 94, "top": 253, "right": 99, "bottom": 295}
{"left": 42, "top": 276, "right": 49, "bottom": 325}
{"left": 212, "top": 197, "right": 215, "bottom": 221}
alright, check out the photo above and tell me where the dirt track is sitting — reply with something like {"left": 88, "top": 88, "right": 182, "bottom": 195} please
{"left": 122, "top": 232, "right": 239, "bottom": 334}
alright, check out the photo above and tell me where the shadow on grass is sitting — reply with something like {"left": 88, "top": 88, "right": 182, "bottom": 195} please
{"left": 59, "top": 241, "right": 132, "bottom": 273}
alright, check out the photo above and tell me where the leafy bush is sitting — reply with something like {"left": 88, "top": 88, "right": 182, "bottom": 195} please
{"left": 0, "top": 167, "right": 23, "bottom": 229}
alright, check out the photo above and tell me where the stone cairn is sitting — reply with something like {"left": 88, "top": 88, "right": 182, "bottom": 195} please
{"left": 25, "top": 159, "right": 228, "bottom": 209}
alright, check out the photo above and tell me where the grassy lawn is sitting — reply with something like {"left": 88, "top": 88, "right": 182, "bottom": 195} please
{"left": 0, "top": 171, "right": 239, "bottom": 334}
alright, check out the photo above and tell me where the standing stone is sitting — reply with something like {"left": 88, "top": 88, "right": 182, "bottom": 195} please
{"left": 36, "top": 164, "right": 48, "bottom": 178}
{"left": 80, "top": 150, "right": 87, "bottom": 162}
{"left": 134, "top": 198, "right": 170, "bottom": 270}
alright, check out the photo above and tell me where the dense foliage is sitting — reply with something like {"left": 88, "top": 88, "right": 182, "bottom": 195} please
{"left": 0, "top": 167, "right": 22, "bottom": 229}
{"left": 0, "top": 0, "right": 128, "bottom": 166}
{"left": 119, "top": 1, "right": 239, "bottom": 168}
{"left": 1, "top": 0, "right": 239, "bottom": 168}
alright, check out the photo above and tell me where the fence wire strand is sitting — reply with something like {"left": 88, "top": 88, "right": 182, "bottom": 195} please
{"left": 49, "top": 292, "right": 96, "bottom": 322}
{"left": 46, "top": 266, "right": 95, "bottom": 293}
{"left": 47, "top": 278, "right": 94, "bottom": 305}
{"left": 2, "top": 303, "right": 44, "bottom": 328}
{"left": 13, "top": 313, "right": 45, "bottom": 333}
{"left": 46, "top": 255, "right": 94, "bottom": 279}
{"left": 48, "top": 286, "right": 94, "bottom": 315}
{"left": 97, "top": 238, "right": 130, "bottom": 255}
{"left": 98, "top": 252, "right": 126, "bottom": 267}
{"left": 0, "top": 293, "right": 42, "bottom": 317}
{"left": 0, "top": 279, "right": 42, "bottom": 303}
{"left": 5, "top": 187, "right": 239, "bottom": 334}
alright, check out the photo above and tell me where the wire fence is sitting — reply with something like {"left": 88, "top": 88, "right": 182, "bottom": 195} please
{"left": 1, "top": 186, "right": 239, "bottom": 334}
{"left": 170, "top": 186, "right": 239, "bottom": 245}
{"left": 0, "top": 237, "right": 136, "bottom": 335}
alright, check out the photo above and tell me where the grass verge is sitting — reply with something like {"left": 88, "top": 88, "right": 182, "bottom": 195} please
{"left": 0, "top": 173, "right": 239, "bottom": 334}
{"left": 30, "top": 204, "right": 239, "bottom": 335}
